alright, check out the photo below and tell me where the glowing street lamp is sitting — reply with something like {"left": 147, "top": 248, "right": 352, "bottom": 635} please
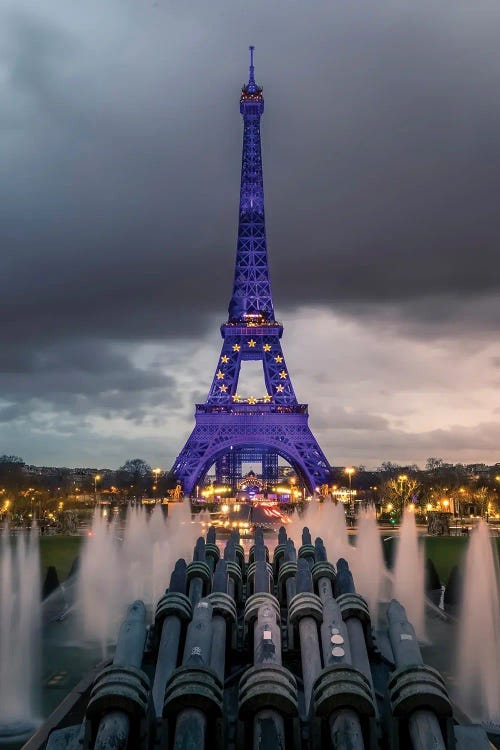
{"left": 153, "top": 467, "right": 161, "bottom": 501}
{"left": 94, "top": 474, "right": 101, "bottom": 505}
{"left": 345, "top": 467, "right": 355, "bottom": 513}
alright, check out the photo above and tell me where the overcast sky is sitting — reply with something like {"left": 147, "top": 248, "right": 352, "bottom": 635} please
{"left": 1, "top": 0, "right": 499, "bottom": 470}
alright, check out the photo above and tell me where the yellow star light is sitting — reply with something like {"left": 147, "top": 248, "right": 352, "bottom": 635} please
{"left": 263, "top": 344, "right": 271, "bottom": 352}
{"left": 276, "top": 385, "right": 284, "bottom": 392}
{"left": 232, "top": 393, "right": 240, "bottom": 402}
{"left": 248, "top": 396, "right": 257, "bottom": 404}
{"left": 279, "top": 370, "right": 288, "bottom": 379}
{"left": 221, "top": 355, "right": 229, "bottom": 363}
{"left": 216, "top": 370, "right": 225, "bottom": 380}
{"left": 274, "top": 355, "right": 283, "bottom": 363}
{"left": 263, "top": 394, "right": 272, "bottom": 402}
{"left": 232, "top": 344, "right": 241, "bottom": 352}
{"left": 220, "top": 384, "right": 228, "bottom": 392}
{"left": 247, "top": 339, "right": 256, "bottom": 348}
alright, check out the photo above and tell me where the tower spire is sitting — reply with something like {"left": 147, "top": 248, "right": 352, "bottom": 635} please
{"left": 248, "top": 45, "right": 256, "bottom": 91}
{"left": 228, "top": 47, "right": 273, "bottom": 323}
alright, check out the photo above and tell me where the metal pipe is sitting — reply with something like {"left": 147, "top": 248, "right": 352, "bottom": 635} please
{"left": 210, "top": 615, "right": 227, "bottom": 682}
{"left": 319, "top": 596, "right": 366, "bottom": 750}
{"left": 387, "top": 600, "right": 447, "bottom": 750}
{"left": 252, "top": 560, "right": 286, "bottom": 749}
{"left": 152, "top": 559, "right": 189, "bottom": 717}
{"left": 152, "top": 616, "right": 182, "bottom": 715}
{"left": 408, "top": 710, "right": 446, "bottom": 750}
{"left": 209, "top": 559, "right": 231, "bottom": 681}
{"left": 285, "top": 576, "right": 296, "bottom": 606}
{"left": 293, "top": 556, "right": 322, "bottom": 713}
{"left": 387, "top": 600, "right": 423, "bottom": 666}
{"left": 328, "top": 709, "right": 365, "bottom": 750}
{"left": 188, "top": 576, "right": 204, "bottom": 607}
{"left": 173, "top": 708, "right": 207, "bottom": 750}
{"left": 298, "top": 616, "right": 322, "bottom": 712}
{"left": 94, "top": 601, "right": 146, "bottom": 750}
{"left": 345, "top": 617, "right": 372, "bottom": 686}
{"left": 314, "top": 539, "right": 334, "bottom": 602}
{"left": 334, "top": 559, "right": 375, "bottom": 696}
{"left": 253, "top": 709, "right": 286, "bottom": 750}
{"left": 113, "top": 601, "right": 147, "bottom": 668}
{"left": 173, "top": 600, "right": 214, "bottom": 750}
{"left": 94, "top": 711, "right": 130, "bottom": 750}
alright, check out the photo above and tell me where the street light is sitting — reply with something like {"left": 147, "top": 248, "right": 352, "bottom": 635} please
{"left": 153, "top": 467, "right": 161, "bottom": 502}
{"left": 345, "top": 467, "right": 355, "bottom": 515}
{"left": 94, "top": 474, "right": 101, "bottom": 506}
{"left": 398, "top": 474, "right": 408, "bottom": 514}
{"left": 398, "top": 474, "right": 408, "bottom": 492}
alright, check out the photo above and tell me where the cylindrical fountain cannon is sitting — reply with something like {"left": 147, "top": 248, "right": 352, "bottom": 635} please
{"left": 152, "top": 559, "right": 192, "bottom": 717}
{"left": 288, "top": 558, "right": 323, "bottom": 716}
{"left": 240, "top": 530, "right": 298, "bottom": 750}
{"left": 248, "top": 527, "right": 269, "bottom": 566}
{"left": 273, "top": 525, "right": 288, "bottom": 578}
{"left": 334, "top": 558, "right": 375, "bottom": 700}
{"left": 247, "top": 531, "right": 273, "bottom": 598}
{"left": 208, "top": 559, "right": 237, "bottom": 681}
{"left": 230, "top": 528, "right": 246, "bottom": 574}
{"left": 386, "top": 600, "right": 452, "bottom": 750}
{"left": 205, "top": 526, "right": 220, "bottom": 573}
{"left": 312, "top": 593, "right": 376, "bottom": 750}
{"left": 163, "top": 599, "right": 223, "bottom": 750}
{"left": 311, "top": 537, "right": 336, "bottom": 603}
{"left": 277, "top": 538, "right": 297, "bottom": 607}
{"left": 85, "top": 600, "right": 151, "bottom": 750}
{"left": 186, "top": 537, "right": 212, "bottom": 607}
{"left": 224, "top": 538, "right": 243, "bottom": 604}
{"left": 298, "top": 527, "right": 316, "bottom": 568}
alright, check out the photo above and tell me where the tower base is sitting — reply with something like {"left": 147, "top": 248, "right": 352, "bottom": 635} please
{"left": 172, "top": 404, "right": 331, "bottom": 495}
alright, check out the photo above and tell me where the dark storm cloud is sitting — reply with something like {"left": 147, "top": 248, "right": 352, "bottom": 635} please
{"left": 1, "top": 0, "right": 500, "bottom": 348}
{"left": 0, "top": 339, "right": 177, "bottom": 420}
{"left": 1, "top": 1, "right": 499, "bottom": 464}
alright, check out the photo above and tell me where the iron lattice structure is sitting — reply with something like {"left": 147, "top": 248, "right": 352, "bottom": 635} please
{"left": 171, "top": 48, "right": 332, "bottom": 494}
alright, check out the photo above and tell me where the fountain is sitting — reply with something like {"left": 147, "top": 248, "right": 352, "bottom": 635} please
{"left": 78, "top": 512, "right": 123, "bottom": 656}
{"left": 351, "top": 508, "right": 386, "bottom": 621}
{"left": 32, "top": 520, "right": 492, "bottom": 750}
{"left": 392, "top": 508, "right": 425, "bottom": 639}
{"left": 78, "top": 500, "right": 199, "bottom": 655}
{"left": 457, "top": 521, "right": 500, "bottom": 729}
{"left": 0, "top": 525, "right": 41, "bottom": 744}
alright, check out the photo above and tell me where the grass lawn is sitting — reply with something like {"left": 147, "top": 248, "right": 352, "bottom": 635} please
{"left": 37, "top": 531, "right": 500, "bottom": 588}
{"left": 39, "top": 535, "right": 84, "bottom": 583}
{"left": 382, "top": 534, "right": 500, "bottom": 585}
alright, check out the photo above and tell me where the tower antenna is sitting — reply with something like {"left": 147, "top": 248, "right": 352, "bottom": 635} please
{"left": 249, "top": 45, "right": 255, "bottom": 86}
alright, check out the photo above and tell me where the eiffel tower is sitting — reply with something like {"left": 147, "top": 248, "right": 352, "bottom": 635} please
{"left": 171, "top": 48, "right": 332, "bottom": 495}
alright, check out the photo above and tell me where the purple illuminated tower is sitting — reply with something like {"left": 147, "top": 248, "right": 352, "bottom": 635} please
{"left": 171, "top": 48, "right": 332, "bottom": 494}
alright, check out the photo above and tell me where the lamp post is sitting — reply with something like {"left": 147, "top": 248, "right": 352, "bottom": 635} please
{"left": 398, "top": 474, "right": 408, "bottom": 514}
{"left": 345, "top": 467, "right": 355, "bottom": 516}
{"left": 94, "top": 474, "right": 101, "bottom": 507}
{"left": 153, "top": 467, "right": 161, "bottom": 502}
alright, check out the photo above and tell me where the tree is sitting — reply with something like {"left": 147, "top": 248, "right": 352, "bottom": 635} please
{"left": 116, "top": 459, "right": 152, "bottom": 496}
{"left": 378, "top": 462, "right": 401, "bottom": 476}
{"left": 425, "top": 457, "right": 445, "bottom": 472}
{"left": 380, "top": 476, "right": 421, "bottom": 518}
{"left": 473, "top": 486, "right": 495, "bottom": 518}
{"left": 0, "top": 455, "right": 26, "bottom": 494}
